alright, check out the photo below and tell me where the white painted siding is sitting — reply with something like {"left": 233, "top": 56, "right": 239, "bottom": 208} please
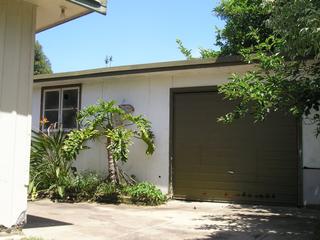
{"left": 303, "top": 114, "right": 320, "bottom": 168}
{"left": 32, "top": 64, "right": 320, "bottom": 205}
{"left": 32, "top": 65, "right": 251, "bottom": 194}
{"left": 303, "top": 112, "right": 320, "bottom": 205}
{"left": 0, "top": 0, "right": 36, "bottom": 228}
{"left": 32, "top": 86, "right": 41, "bottom": 131}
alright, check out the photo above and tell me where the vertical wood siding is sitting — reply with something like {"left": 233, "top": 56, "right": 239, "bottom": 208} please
{"left": 0, "top": 0, "right": 36, "bottom": 228}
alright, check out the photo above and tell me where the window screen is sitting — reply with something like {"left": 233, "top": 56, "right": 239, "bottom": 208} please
{"left": 42, "top": 86, "right": 80, "bottom": 130}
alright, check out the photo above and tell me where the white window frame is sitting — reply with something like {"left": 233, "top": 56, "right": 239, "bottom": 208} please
{"left": 41, "top": 86, "right": 80, "bottom": 131}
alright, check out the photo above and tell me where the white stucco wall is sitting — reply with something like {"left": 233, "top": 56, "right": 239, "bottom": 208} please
{"left": 0, "top": 0, "right": 36, "bottom": 228}
{"left": 32, "top": 64, "right": 320, "bottom": 205}
{"left": 302, "top": 114, "right": 320, "bottom": 205}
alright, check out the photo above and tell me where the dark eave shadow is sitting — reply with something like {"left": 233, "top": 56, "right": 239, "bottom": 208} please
{"left": 24, "top": 215, "right": 72, "bottom": 229}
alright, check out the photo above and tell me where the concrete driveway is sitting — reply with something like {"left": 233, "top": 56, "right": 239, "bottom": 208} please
{"left": 23, "top": 200, "right": 320, "bottom": 240}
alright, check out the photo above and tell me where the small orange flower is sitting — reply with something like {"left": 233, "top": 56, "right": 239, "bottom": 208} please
{"left": 40, "top": 117, "right": 49, "bottom": 125}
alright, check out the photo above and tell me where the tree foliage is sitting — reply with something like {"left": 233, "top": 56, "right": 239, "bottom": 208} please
{"left": 269, "top": 0, "right": 320, "bottom": 59}
{"left": 34, "top": 41, "right": 52, "bottom": 75}
{"left": 177, "top": 0, "right": 271, "bottom": 59}
{"left": 176, "top": 39, "right": 193, "bottom": 60}
{"left": 217, "top": 0, "right": 320, "bottom": 135}
{"left": 214, "top": 0, "right": 271, "bottom": 55}
{"left": 63, "top": 100, "right": 155, "bottom": 184}
{"left": 177, "top": 0, "right": 320, "bottom": 135}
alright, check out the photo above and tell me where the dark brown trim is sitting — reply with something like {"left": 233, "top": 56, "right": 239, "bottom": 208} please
{"left": 66, "top": 0, "right": 107, "bottom": 15}
{"left": 297, "top": 119, "right": 304, "bottom": 207}
{"left": 40, "top": 84, "right": 82, "bottom": 131}
{"left": 169, "top": 86, "right": 302, "bottom": 206}
{"left": 34, "top": 56, "right": 245, "bottom": 84}
{"left": 169, "top": 89, "right": 174, "bottom": 196}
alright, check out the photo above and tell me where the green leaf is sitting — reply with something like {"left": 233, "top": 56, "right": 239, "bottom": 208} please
{"left": 57, "top": 186, "right": 65, "bottom": 198}
{"left": 56, "top": 167, "right": 60, "bottom": 178}
{"left": 28, "top": 180, "right": 34, "bottom": 195}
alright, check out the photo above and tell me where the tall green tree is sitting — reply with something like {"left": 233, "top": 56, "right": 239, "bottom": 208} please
{"left": 178, "top": 0, "right": 320, "bottom": 135}
{"left": 218, "top": 0, "right": 320, "bottom": 135}
{"left": 177, "top": 0, "right": 271, "bottom": 58}
{"left": 34, "top": 41, "right": 52, "bottom": 75}
{"left": 214, "top": 0, "right": 271, "bottom": 55}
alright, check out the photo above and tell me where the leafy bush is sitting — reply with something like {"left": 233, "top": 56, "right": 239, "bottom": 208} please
{"left": 71, "top": 172, "right": 103, "bottom": 201}
{"left": 94, "top": 182, "right": 119, "bottom": 203}
{"left": 29, "top": 129, "right": 165, "bottom": 206}
{"left": 124, "top": 182, "right": 166, "bottom": 205}
{"left": 29, "top": 130, "right": 75, "bottom": 200}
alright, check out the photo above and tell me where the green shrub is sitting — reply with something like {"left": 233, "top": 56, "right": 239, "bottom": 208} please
{"left": 125, "top": 182, "right": 166, "bottom": 205}
{"left": 71, "top": 172, "right": 103, "bottom": 201}
{"left": 30, "top": 129, "right": 104, "bottom": 202}
{"left": 94, "top": 182, "right": 119, "bottom": 203}
{"left": 58, "top": 172, "right": 103, "bottom": 202}
{"left": 29, "top": 129, "right": 75, "bottom": 200}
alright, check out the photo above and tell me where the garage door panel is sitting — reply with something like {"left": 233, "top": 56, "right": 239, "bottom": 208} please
{"left": 257, "top": 169, "right": 297, "bottom": 178}
{"left": 174, "top": 179, "right": 297, "bottom": 194}
{"left": 175, "top": 171, "right": 257, "bottom": 183}
{"left": 172, "top": 90, "right": 298, "bottom": 205}
{"left": 174, "top": 156, "right": 256, "bottom": 172}
{"left": 174, "top": 188, "right": 297, "bottom": 205}
{"left": 175, "top": 166, "right": 257, "bottom": 177}
{"left": 175, "top": 171, "right": 298, "bottom": 189}
{"left": 257, "top": 159, "right": 298, "bottom": 169}
{"left": 257, "top": 134, "right": 297, "bottom": 147}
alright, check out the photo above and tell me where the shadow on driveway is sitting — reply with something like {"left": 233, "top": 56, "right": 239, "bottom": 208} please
{"left": 24, "top": 215, "right": 72, "bottom": 229}
{"left": 24, "top": 200, "right": 320, "bottom": 240}
{"left": 190, "top": 204, "right": 320, "bottom": 240}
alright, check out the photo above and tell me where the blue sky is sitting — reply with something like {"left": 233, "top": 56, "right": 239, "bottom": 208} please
{"left": 36, "top": 0, "right": 224, "bottom": 73}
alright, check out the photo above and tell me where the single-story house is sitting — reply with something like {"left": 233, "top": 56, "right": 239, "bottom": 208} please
{"left": 0, "top": 0, "right": 106, "bottom": 229}
{"left": 33, "top": 57, "right": 320, "bottom": 207}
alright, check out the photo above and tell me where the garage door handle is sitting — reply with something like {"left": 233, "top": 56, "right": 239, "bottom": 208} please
{"left": 228, "top": 170, "right": 235, "bottom": 174}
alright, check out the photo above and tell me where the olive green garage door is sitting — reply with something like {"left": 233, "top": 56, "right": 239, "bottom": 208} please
{"left": 171, "top": 88, "right": 299, "bottom": 205}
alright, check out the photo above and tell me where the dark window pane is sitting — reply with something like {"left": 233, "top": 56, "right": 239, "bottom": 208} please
{"left": 44, "top": 91, "right": 59, "bottom": 109}
{"left": 62, "top": 109, "right": 77, "bottom": 129}
{"left": 63, "top": 89, "right": 78, "bottom": 109}
{"left": 43, "top": 111, "right": 59, "bottom": 129}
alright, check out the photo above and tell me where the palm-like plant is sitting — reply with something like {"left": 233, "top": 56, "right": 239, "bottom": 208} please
{"left": 63, "top": 100, "right": 155, "bottom": 185}
{"left": 29, "top": 129, "right": 74, "bottom": 198}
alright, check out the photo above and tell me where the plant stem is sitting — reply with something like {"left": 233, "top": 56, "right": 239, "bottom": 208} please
{"left": 106, "top": 137, "right": 117, "bottom": 184}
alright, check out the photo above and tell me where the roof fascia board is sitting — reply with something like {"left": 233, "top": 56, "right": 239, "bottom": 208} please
{"left": 67, "top": 0, "right": 106, "bottom": 15}
{"left": 34, "top": 56, "right": 246, "bottom": 84}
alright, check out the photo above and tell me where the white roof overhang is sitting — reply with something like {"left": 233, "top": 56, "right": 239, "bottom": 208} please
{"left": 24, "top": 0, "right": 106, "bottom": 33}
